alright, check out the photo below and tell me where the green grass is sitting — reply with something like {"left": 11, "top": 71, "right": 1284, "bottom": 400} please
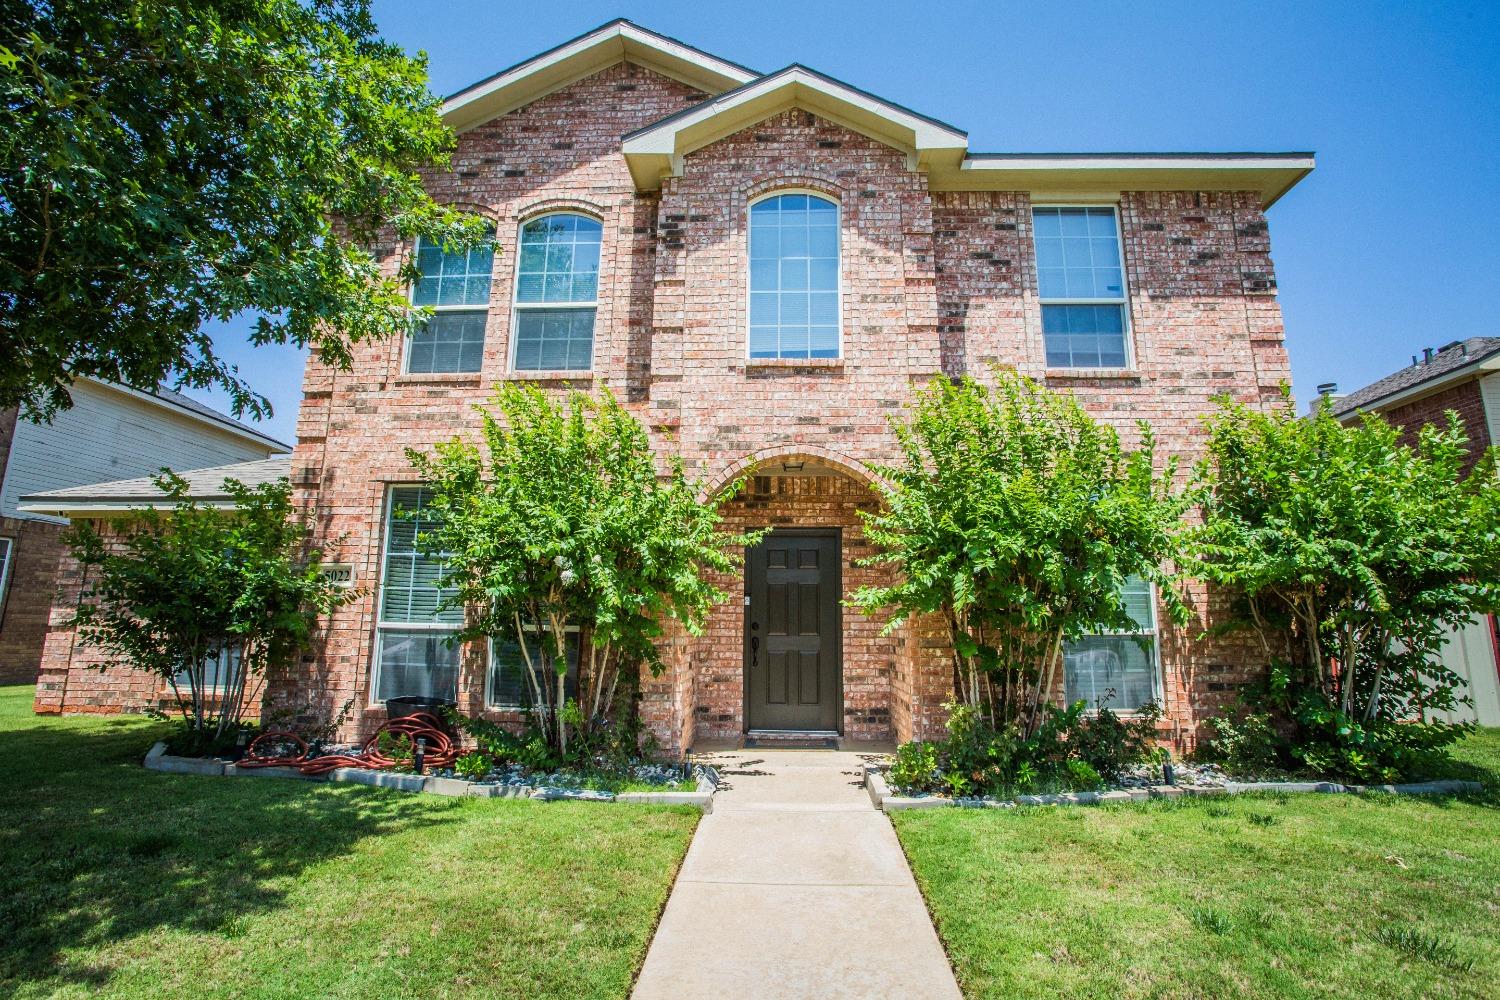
{"left": 895, "top": 727, "right": 1500, "bottom": 1000}
{"left": 0, "top": 685, "right": 699, "bottom": 999}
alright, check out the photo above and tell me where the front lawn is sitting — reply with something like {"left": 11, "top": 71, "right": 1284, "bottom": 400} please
{"left": 895, "top": 727, "right": 1500, "bottom": 1000}
{"left": 0, "top": 685, "right": 699, "bottom": 999}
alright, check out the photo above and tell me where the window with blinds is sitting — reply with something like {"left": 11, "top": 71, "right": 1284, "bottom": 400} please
{"left": 373, "top": 487, "right": 461, "bottom": 702}
{"left": 512, "top": 213, "right": 601, "bottom": 371}
{"left": 1063, "top": 575, "right": 1161, "bottom": 712}
{"left": 171, "top": 644, "right": 241, "bottom": 692}
{"left": 488, "top": 631, "right": 580, "bottom": 710}
{"left": 406, "top": 231, "right": 495, "bottom": 374}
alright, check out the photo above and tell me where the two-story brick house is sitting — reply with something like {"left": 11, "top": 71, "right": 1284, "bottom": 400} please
{"left": 37, "top": 20, "right": 1315, "bottom": 753}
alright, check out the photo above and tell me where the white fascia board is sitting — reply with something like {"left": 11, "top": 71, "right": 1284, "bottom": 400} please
{"left": 943, "top": 154, "right": 1316, "bottom": 209}
{"left": 622, "top": 67, "right": 968, "bottom": 190}
{"left": 15, "top": 499, "right": 241, "bottom": 519}
{"left": 442, "top": 22, "right": 757, "bottom": 134}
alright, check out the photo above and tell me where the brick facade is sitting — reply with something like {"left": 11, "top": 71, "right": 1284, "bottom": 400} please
{"left": 1381, "top": 379, "right": 1492, "bottom": 474}
{"left": 0, "top": 408, "right": 66, "bottom": 684}
{"left": 35, "top": 52, "right": 1298, "bottom": 752}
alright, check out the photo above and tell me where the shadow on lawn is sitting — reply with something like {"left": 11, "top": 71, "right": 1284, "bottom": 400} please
{"left": 0, "top": 714, "right": 462, "bottom": 992}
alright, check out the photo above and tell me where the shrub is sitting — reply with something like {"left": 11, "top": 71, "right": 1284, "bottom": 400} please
{"left": 66, "top": 474, "right": 352, "bottom": 756}
{"left": 851, "top": 370, "right": 1188, "bottom": 736}
{"left": 1193, "top": 393, "right": 1500, "bottom": 778}
{"left": 888, "top": 698, "right": 1161, "bottom": 798}
{"left": 409, "top": 383, "right": 758, "bottom": 758}
{"left": 1194, "top": 710, "right": 1283, "bottom": 776}
{"left": 453, "top": 751, "right": 493, "bottom": 782}
{"left": 889, "top": 741, "right": 940, "bottom": 793}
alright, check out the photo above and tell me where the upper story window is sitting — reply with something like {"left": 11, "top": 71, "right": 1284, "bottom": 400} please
{"left": 749, "top": 193, "right": 840, "bottom": 360}
{"left": 373, "top": 487, "right": 462, "bottom": 703}
{"left": 1032, "top": 206, "right": 1130, "bottom": 369}
{"left": 408, "top": 230, "right": 495, "bottom": 374}
{"left": 513, "top": 213, "right": 602, "bottom": 371}
{"left": 1063, "top": 575, "right": 1160, "bottom": 713}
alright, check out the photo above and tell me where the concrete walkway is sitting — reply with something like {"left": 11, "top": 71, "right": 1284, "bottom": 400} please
{"left": 632, "top": 749, "right": 962, "bottom": 1000}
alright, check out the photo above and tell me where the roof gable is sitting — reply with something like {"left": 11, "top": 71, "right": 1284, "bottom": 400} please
{"left": 442, "top": 20, "right": 759, "bottom": 133}
{"left": 621, "top": 65, "right": 969, "bottom": 191}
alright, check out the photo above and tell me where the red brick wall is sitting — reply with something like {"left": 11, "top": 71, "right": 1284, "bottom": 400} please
{"left": 0, "top": 408, "right": 67, "bottom": 684}
{"left": 1381, "top": 379, "right": 1492, "bottom": 474}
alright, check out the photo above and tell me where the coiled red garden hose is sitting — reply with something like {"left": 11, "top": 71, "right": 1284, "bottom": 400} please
{"left": 237, "top": 712, "right": 459, "bottom": 775}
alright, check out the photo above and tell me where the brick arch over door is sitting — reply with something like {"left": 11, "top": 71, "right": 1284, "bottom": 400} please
{"left": 701, "top": 445, "right": 882, "bottom": 501}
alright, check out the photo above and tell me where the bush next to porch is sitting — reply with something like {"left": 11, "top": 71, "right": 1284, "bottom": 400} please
{"left": 1191, "top": 394, "right": 1500, "bottom": 782}
{"left": 409, "top": 382, "right": 760, "bottom": 759}
{"left": 852, "top": 370, "right": 1188, "bottom": 787}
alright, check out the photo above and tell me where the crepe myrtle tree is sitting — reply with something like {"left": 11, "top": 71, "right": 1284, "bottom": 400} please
{"left": 67, "top": 474, "right": 353, "bottom": 754}
{"left": 0, "top": 0, "right": 490, "bottom": 419}
{"left": 408, "top": 383, "right": 760, "bottom": 758}
{"left": 1193, "top": 392, "right": 1500, "bottom": 732}
{"left": 850, "top": 371, "right": 1190, "bottom": 736}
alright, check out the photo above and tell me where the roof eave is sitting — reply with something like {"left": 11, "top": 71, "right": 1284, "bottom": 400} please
{"left": 937, "top": 154, "right": 1316, "bottom": 209}
{"left": 621, "top": 66, "right": 968, "bottom": 192}
{"left": 441, "top": 20, "right": 758, "bottom": 134}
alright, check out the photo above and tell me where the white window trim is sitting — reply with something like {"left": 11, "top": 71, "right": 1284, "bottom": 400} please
{"left": 370, "top": 486, "right": 461, "bottom": 707}
{"left": 0, "top": 537, "right": 14, "bottom": 618}
{"left": 745, "top": 189, "right": 844, "bottom": 362}
{"left": 1032, "top": 203, "right": 1135, "bottom": 370}
{"left": 484, "top": 624, "right": 581, "bottom": 710}
{"left": 1066, "top": 578, "right": 1163, "bottom": 715}
{"left": 402, "top": 233, "right": 495, "bottom": 376}
{"left": 509, "top": 211, "right": 602, "bottom": 373}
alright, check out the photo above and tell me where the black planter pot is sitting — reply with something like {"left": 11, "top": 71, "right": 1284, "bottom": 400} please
{"left": 384, "top": 696, "right": 457, "bottom": 733}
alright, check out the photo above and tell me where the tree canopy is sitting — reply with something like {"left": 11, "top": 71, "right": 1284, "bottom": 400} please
{"left": 850, "top": 371, "right": 1189, "bottom": 734}
{"left": 1193, "top": 394, "right": 1500, "bottom": 729}
{"left": 0, "top": 0, "right": 487, "bottom": 418}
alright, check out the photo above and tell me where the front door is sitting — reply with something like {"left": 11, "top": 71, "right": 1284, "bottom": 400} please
{"left": 745, "top": 529, "right": 841, "bottom": 732}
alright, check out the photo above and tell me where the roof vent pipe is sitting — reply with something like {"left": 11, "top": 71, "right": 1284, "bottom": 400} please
{"left": 1424, "top": 347, "right": 1435, "bottom": 363}
{"left": 1316, "top": 382, "right": 1338, "bottom": 396}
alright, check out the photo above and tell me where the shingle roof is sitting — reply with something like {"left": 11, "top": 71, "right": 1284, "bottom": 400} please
{"left": 1333, "top": 337, "right": 1500, "bottom": 417}
{"left": 17, "top": 457, "right": 290, "bottom": 513}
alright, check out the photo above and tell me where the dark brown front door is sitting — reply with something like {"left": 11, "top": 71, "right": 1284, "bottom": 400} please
{"left": 745, "top": 529, "right": 841, "bottom": 733}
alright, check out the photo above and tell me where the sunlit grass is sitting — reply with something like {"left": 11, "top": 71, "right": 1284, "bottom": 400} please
{"left": 0, "top": 685, "right": 698, "bottom": 999}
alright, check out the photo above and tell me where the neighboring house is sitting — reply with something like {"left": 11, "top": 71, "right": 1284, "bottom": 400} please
{"left": 23, "top": 457, "right": 290, "bottom": 714}
{"left": 31, "top": 20, "right": 1315, "bottom": 753}
{"left": 1330, "top": 337, "right": 1500, "bottom": 726}
{"left": 0, "top": 378, "right": 288, "bottom": 690}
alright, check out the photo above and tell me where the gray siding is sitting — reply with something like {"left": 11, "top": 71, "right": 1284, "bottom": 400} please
{"left": 0, "top": 381, "right": 279, "bottom": 523}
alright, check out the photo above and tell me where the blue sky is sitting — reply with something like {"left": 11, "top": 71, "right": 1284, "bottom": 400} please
{"left": 196, "top": 0, "right": 1500, "bottom": 444}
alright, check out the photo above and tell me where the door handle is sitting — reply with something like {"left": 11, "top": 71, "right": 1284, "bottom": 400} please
{"left": 750, "top": 635, "right": 759, "bottom": 666}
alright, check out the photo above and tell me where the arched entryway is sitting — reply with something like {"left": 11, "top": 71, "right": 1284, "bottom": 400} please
{"left": 692, "top": 450, "right": 902, "bottom": 746}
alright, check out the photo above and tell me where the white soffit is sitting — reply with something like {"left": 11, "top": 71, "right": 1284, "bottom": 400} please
{"left": 441, "top": 20, "right": 759, "bottom": 133}
{"left": 946, "top": 153, "right": 1317, "bottom": 209}
{"left": 621, "top": 65, "right": 970, "bottom": 191}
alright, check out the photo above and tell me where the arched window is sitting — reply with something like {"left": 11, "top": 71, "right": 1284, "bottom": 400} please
{"left": 407, "top": 227, "right": 495, "bottom": 374}
{"left": 512, "top": 213, "right": 602, "bottom": 371}
{"left": 749, "top": 193, "right": 840, "bottom": 360}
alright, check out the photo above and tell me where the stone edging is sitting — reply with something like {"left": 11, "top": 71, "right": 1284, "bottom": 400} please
{"left": 863, "top": 763, "right": 1483, "bottom": 813}
{"left": 143, "top": 742, "right": 718, "bottom": 812}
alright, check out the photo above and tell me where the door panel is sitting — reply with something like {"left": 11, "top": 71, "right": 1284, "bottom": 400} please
{"left": 746, "top": 530, "right": 840, "bottom": 732}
